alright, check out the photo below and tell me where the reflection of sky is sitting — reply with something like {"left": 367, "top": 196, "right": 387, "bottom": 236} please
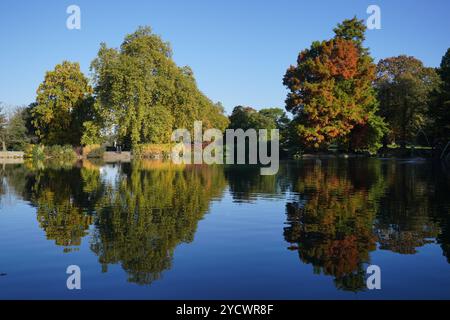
{"left": 99, "top": 165, "right": 120, "bottom": 186}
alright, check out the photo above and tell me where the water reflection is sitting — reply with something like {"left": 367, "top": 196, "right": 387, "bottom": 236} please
{"left": 284, "top": 160, "right": 450, "bottom": 291}
{"left": 90, "top": 162, "right": 227, "bottom": 285}
{"left": 2, "top": 160, "right": 227, "bottom": 285}
{"left": 1, "top": 159, "right": 449, "bottom": 291}
{"left": 283, "top": 160, "right": 380, "bottom": 291}
{"left": 224, "top": 165, "right": 289, "bottom": 202}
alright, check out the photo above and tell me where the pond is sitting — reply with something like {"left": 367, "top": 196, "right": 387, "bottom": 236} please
{"left": 0, "top": 159, "right": 449, "bottom": 299}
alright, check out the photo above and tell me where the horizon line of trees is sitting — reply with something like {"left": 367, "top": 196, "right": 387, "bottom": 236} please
{"left": 1, "top": 18, "right": 449, "bottom": 155}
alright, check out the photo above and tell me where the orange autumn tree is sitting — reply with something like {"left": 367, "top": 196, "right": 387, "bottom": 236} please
{"left": 283, "top": 18, "right": 387, "bottom": 151}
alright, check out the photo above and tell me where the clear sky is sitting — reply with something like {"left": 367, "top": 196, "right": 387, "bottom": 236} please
{"left": 1, "top": 0, "right": 449, "bottom": 114}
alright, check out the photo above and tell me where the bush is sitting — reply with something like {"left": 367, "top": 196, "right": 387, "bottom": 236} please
{"left": 133, "top": 144, "right": 172, "bottom": 159}
{"left": 25, "top": 144, "right": 77, "bottom": 161}
{"left": 83, "top": 144, "right": 105, "bottom": 159}
{"left": 24, "top": 144, "right": 45, "bottom": 160}
{"left": 45, "top": 145, "right": 77, "bottom": 161}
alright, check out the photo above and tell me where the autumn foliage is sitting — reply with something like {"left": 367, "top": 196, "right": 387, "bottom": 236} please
{"left": 284, "top": 18, "right": 383, "bottom": 150}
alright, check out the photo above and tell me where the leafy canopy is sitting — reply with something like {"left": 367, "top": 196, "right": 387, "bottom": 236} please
{"left": 91, "top": 26, "right": 229, "bottom": 148}
{"left": 428, "top": 48, "right": 450, "bottom": 145}
{"left": 284, "top": 18, "right": 385, "bottom": 151}
{"left": 32, "top": 61, "right": 93, "bottom": 145}
{"left": 375, "top": 55, "right": 440, "bottom": 146}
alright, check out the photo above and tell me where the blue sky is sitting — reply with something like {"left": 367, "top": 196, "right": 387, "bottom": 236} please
{"left": 1, "top": 0, "right": 449, "bottom": 114}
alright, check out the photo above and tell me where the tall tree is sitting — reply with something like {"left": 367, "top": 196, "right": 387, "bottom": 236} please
{"left": 6, "top": 107, "right": 30, "bottom": 151}
{"left": 283, "top": 18, "right": 385, "bottom": 151}
{"left": 375, "top": 55, "right": 440, "bottom": 148}
{"left": 429, "top": 48, "right": 450, "bottom": 147}
{"left": 91, "top": 26, "right": 228, "bottom": 149}
{"left": 32, "top": 61, "right": 94, "bottom": 145}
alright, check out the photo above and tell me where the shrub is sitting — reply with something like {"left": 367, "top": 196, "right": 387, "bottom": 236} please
{"left": 83, "top": 144, "right": 105, "bottom": 159}
{"left": 24, "top": 144, "right": 77, "bottom": 161}
{"left": 45, "top": 145, "right": 77, "bottom": 161}
{"left": 24, "top": 144, "right": 45, "bottom": 160}
{"left": 133, "top": 144, "right": 172, "bottom": 159}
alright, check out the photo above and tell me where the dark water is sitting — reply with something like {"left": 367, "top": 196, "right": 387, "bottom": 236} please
{"left": 0, "top": 159, "right": 449, "bottom": 299}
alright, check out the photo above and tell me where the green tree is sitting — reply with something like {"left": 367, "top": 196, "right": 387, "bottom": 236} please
{"left": 259, "top": 108, "right": 290, "bottom": 131}
{"left": 333, "top": 16, "right": 367, "bottom": 50}
{"left": 429, "top": 48, "right": 450, "bottom": 147}
{"left": 283, "top": 18, "right": 384, "bottom": 151}
{"left": 228, "top": 106, "right": 277, "bottom": 131}
{"left": 228, "top": 106, "right": 255, "bottom": 130}
{"left": 91, "top": 26, "right": 228, "bottom": 149}
{"left": 6, "top": 107, "right": 30, "bottom": 151}
{"left": 22, "top": 103, "right": 39, "bottom": 144}
{"left": 142, "top": 105, "right": 174, "bottom": 144}
{"left": 32, "top": 61, "right": 94, "bottom": 145}
{"left": 375, "top": 55, "right": 440, "bottom": 148}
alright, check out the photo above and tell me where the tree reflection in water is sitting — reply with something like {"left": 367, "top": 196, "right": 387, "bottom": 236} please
{"left": 3, "top": 160, "right": 227, "bottom": 285}
{"left": 90, "top": 162, "right": 227, "bottom": 285}
{"left": 281, "top": 159, "right": 450, "bottom": 291}
{"left": 1, "top": 159, "right": 449, "bottom": 289}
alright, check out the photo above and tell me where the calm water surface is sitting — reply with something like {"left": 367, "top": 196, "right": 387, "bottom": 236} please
{"left": 0, "top": 159, "right": 449, "bottom": 299}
